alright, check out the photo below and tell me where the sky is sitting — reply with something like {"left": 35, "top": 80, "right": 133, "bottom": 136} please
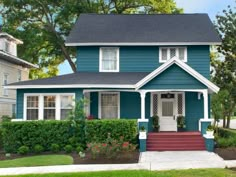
{"left": 59, "top": 0, "right": 235, "bottom": 75}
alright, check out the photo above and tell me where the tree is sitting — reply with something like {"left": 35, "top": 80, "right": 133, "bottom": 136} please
{"left": 0, "top": 0, "right": 182, "bottom": 78}
{"left": 211, "top": 4, "right": 236, "bottom": 128}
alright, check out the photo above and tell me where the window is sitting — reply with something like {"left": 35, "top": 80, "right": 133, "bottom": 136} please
{"left": 60, "top": 95, "right": 73, "bottom": 120}
{"left": 99, "top": 47, "right": 119, "bottom": 72}
{"left": 44, "top": 96, "right": 56, "bottom": 120}
{"left": 5, "top": 41, "right": 10, "bottom": 53}
{"left": 159, "top": 47, "right": 187, "bottom": 63}
{"left": 3, "top": 74, "right": 8, "bottom": 96}
{"left": 26, "top": 96, "right": 39, "bottom": 120}
{"left": 99, "top": 92, "right": 119, "bottom": 119}
{"left": 24, "top": 94, "right": 74, "bottom": 120}
{"left": 17, "top": 70, "right": 22, "bottom": 82}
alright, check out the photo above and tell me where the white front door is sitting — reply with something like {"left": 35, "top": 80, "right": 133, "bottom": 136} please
{"left": 159, "top": 96, "right": 177, "bottom": 132}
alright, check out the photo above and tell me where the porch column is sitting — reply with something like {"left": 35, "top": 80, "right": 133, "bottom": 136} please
{"left": 202, "top": 89, "right": 209, "bottom": 119}
{"left": 140, "top": 91, "right": 146, "bottom": 120}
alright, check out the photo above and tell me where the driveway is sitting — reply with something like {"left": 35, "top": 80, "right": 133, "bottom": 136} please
{"left": 218, "top": 119, "right": 236, "bottom": 129}
{"left": 139, "top": 151, "right": 225, "bottom": 170}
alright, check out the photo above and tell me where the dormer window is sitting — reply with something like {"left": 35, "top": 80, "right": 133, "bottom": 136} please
{"left": 99, "top": 47, "right": 119, "bottom": 72}
{"left": 159, "top": 47, "right": 187, "bottom": 63}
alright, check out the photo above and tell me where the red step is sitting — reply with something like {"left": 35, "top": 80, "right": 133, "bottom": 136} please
{"left": 146, "top": 131, "right": 206, "bottom": 151}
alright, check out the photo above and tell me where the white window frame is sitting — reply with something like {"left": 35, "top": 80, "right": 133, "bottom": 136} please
{"left": 99, "top": 47, "right": 119, "bottom": 72}
{"left": 24, "top": 93, "right": 75, "bottom": 121}
{"left": 150, "top": 92, "right": 185, "bottom": 117}
{"left": 98, "top": 92, "right": 120, "bottom": 119}
{"left": 159, "top": 47, "right": 187, "bottom": 63}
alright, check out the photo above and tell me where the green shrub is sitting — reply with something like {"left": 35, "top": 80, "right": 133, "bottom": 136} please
{"left": 17, "top": 146, "right": 29, "bottom": 155}
{"left": 216, "top": 128, "right": 236, "bottom": 148}
{"left": 1, "top": 120, "right": 85, "bottom": 153}
{"left": 64, "top": 145, "right": 73, "bottom": 153}
{"left": 0, "top": 127, "right": 3, "bottom": 151}
{"left": 85, "top": 119, "right": 138, "bottom": 144}
{"left": 33, "top": 144, "right": 44, "bottom": 154}
{"left": 50, "top": 143, "right": 60, "bottom": 153}
{"left": 1, "top": 115, "right": 12, "bottom": 122}
{"left": 76, "top": 146, "right": 84, "bottom": 153}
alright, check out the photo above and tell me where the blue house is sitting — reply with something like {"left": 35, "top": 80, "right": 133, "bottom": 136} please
{"left": 6, "top": 14, "right": 221, "bottom": 151}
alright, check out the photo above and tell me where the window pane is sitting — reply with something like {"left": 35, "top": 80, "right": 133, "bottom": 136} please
{"left": 44, "top": 109, "right": 55, "bottom": 120}
{"left": 44, "top": 96, "right": 56, "bottom": 120}
{"left": 61, "top": 95, "right": 73, "bottom": 108}
{"left": 27, "top": 109, "right": 38, "bottom": 120}
{"left": 178, "top": 94, "right": 183, "bottom": 114}
{"left": 27, "top": 96, "right": 39, "bottom": 108}
{"left": 179, "top": 48, "right": 185, "bottom": 60}
{"left": 170, "top": 48, "right": 176, "bottom": 59}
{"left": 101, "top": 93, "right": 118, "bottom": 118}
{"left": 101, "top": 48, "right": 117, "bottom": 71}
{"left": 61, "top": 109, "right": 71, "bottom": 120}
{"left": 162, "top": 101, "right": 173, "bottom": 116}
{"left": 161, "top": 48, "right": 167, "bottom": 61}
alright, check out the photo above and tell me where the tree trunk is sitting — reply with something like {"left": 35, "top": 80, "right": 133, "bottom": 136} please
{"left": 226, "top": 115, "right": 231, "bottom": 128}
{"left": 223, "top": 116, "right": 226, "bottom": 128}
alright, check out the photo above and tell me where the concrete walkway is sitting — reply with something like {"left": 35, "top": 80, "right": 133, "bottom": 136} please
{"left": 0, "top": 151, "right": 234, "bottom": 176}
{"left": 140, "top": 151, "right": 226, "bottom": 170}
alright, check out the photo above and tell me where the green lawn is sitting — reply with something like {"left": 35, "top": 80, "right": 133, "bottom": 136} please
{"left": 0, "top": 169, "right": 236, "bottom": 177}
{"left": 0, "top": 155, "right": 73, "bottom": 168}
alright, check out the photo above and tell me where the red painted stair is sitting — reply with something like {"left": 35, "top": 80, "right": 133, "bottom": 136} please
{"left": 146, "top": 132, "right": 206, "bottom": 151}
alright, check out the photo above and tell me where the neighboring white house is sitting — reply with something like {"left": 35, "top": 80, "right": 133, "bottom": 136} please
{"left": 0, "top": 30, "right": 38, "bottom": 118}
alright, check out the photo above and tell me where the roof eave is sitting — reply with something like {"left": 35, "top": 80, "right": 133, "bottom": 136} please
{"left": 65, "top": 42, "right": 222, "bottom": 46}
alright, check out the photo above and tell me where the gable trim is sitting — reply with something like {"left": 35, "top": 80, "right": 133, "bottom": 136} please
{"left": 135, "top": 57, "right": 219, "bottom": 93}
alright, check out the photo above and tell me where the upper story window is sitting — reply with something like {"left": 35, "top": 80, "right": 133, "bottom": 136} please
{"left": 17, "top": 70, "right": 22, "bottom": 82}
{"left": 159, "top": 47, "right": 187, "bottom": 63}
{"left": 3, "top": 74, "right": 8, "bottom": 96}
{"left": 5, "top": 41, "right": 10, "bottom": 53}
{"left": 99, "top": 47, "right": 119, "bottom": 72}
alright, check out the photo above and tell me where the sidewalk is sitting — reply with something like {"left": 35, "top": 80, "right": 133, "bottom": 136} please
{"left": 0, "top": 151, "right": 235, "bottom": 176}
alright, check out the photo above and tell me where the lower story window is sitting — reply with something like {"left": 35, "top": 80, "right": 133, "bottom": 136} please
{"left": 60, "top": 95, "right": 73, "bottom": 120}
{"left": 100, "top": 92, "right": 119, "bottom": 119}
{"left": 44, "top": 96, "right": 56, "bottom": 120}
{"left": 26, "top": 96, "right": 39, "bottom": 120}
{"left": 25, "top": 94, "right": 74, "bottom": 120}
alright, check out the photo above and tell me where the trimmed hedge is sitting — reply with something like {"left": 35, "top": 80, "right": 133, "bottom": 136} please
{"left": 85, "top": 119, "right": 138, "bottom": 144}
{"left": 216, "top": 128, "right": 236, "bottom": 148}
{"left": 0, "top": 126, "right": 2, "bottom": 151}
{"left": 1, "top": 120, "right": 85, "bottom": 153}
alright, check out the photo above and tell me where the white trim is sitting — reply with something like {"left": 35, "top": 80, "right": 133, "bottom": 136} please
{"left": 98, "top": 92, "right": 120, "bottom": 119}
{"left": 99, "top": 47, "right": 119, "bottom": 72}
{"left": 0, "top": 32, "right": 23, "bottom": 44}
{"left": 135, "top": 57, "right": 220, "bottom": 93}
{"left": 137, "top": 119, "right": 149, "bottom": 122}
{"left": 203, "top": 89, "right": 209, "bottom": 119}
{"left": 23, "top": 93, "right": 75, "bottom": 121}
{"left": 0, "top": 51, "right": 38, "bottom": 68}
{"left": 203, "top": 134, "right": 214, "bottom": 139}
{"left": 5, "top": 84, "right": 135, "bottom": 89}
{"left": 159, "top": 47, "right": 187, "bottom": 63}
{"left": 0, "top": 97, "right": 16, "bottom": 103}
{"left": 84, "top": 92, "right": 90, "bottom": 117}
{"left": 65, "top": 42, "right": 222, "bottom": 46}
{"left": 140, "top": 91, "right": 146, "bottom": 120}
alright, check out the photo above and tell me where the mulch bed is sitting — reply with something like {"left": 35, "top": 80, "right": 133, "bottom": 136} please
{"left": 0, "top": 151, "right": 140, "bottom": 164}
{"left": 215, "top": 147, "right": 236, "bottom": 160}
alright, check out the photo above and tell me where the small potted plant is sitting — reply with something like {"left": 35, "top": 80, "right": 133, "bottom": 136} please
{"left": 139, "top": 126, "right": 147, "bottom": 139}
{"left": 206, "top": 125, "right": 214, "bottom": 136}
{"left": 177, "top": 115, "right": 186, "bottom": 132}
{"left": 152, "top": 115, "right": 160, "bottom": 132}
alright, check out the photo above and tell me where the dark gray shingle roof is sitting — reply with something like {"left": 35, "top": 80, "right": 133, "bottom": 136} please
{"left": 66, "top": 14, "right": 221, "bottom": 45}
{"left": 8, "top": 72, "right": 149, "bottom": 86}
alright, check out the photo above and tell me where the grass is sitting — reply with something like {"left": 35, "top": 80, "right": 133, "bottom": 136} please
{"left": 0, "top": 169, "right": 236, "bottom": 177}
{"left": 0, "top": 155, "right": 73, "bottom": 168}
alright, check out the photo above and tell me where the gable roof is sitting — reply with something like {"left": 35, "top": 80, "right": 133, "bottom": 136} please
{"left": 0, "top": 51, "right": 38, "bottom": 68}
{"left": 66, "top": 14, "right": 221, "bottom": 46}
{"left": 135, "top": 57, "right": 219, "bottom": 93}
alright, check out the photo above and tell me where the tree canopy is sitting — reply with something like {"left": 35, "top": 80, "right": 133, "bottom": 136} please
{"left": 0, "top": 0, "right": 183, "bottom": 79}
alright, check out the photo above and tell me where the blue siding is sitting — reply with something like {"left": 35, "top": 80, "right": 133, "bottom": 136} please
{"left": 188, "top": 45, "right": 210, "bottom": 78}
{"left": 16, "top": 88, "right": 83, "bottom": 119}
{"left": 77, "top": 47, "right": 99, "bottom": 72}
{"left": 120, "top": 47, "right": 159, "bottom": 72}
{"left": 141, "top": 64, "right": 207, "bottom": 89}
{"left": 185, "top": 92, "right": 203, "bottom": 131}
{"left": 76, "top": 46, "right": 210, "bottom": 78}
